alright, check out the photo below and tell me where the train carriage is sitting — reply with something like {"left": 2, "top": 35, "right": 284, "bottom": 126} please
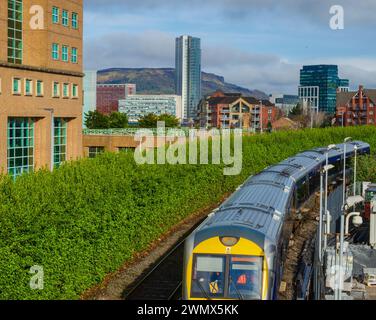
{"left": 183, "top": 141, "right": 370, "bottom": 300}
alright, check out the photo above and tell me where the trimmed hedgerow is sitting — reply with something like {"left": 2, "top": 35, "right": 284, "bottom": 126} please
{"left": 1, "top": 126, "right": 376, "bottom": 299}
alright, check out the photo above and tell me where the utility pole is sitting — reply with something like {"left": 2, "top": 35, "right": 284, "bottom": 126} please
{"left": 338, "top": 137, "right": 352, "bottom": 300}
{"left": 353, "top": 145, "right": 358, "bottom": 197}
{"left": 324, "top": 145, "right": 336, "bottom": 251}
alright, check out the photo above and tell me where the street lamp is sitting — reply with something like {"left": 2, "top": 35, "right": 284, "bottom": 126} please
{"left": 337, "top": 136, "right": 352, "bottom": 300}
{"left": 319, "top": 164, "right": 335, "bottom": 262}
{"left": 353, "top": 145, "right": 358, "bottom": 197}
{"left": 324, "top": 145, "right": 337, "bottom": 251}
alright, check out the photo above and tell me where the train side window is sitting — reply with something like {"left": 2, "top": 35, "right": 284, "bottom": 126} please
{"left": 297, "top": 178, "right": 308, "bottom": 207}
{"left": 309, "top": 170, "right": 320, "bottom": 194}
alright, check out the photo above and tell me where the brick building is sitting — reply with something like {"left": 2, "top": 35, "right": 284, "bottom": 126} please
{"left": 96, "top": 84, "right": 136, "bottom": 114}
{"left": 0, "top": 0, "right": 84, "bottom": 177}
{"left": 336, "top": 86, "right": 376, "bottom": 127}
{"left": 197, "top": 91, "right": 279, "bottom": 130}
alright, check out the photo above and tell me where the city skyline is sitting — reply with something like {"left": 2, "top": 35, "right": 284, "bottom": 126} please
{"left": 84, "top": 0, "right": 376, "bottom": 95}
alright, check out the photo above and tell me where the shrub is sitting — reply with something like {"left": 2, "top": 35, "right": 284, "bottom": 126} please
{"left": 1, "top": 126, "right": 376, "bottom": 299}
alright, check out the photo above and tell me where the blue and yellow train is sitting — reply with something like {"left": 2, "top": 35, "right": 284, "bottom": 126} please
{"left": 183, "top": 141, "right": 370, "bottom": 300}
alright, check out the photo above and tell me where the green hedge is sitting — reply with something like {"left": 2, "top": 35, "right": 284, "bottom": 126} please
{"left": 357, "top": 155, "right": 376, "bottom": 182}
{"left": 1, "top": 126, "right": 376, "bottom": 300}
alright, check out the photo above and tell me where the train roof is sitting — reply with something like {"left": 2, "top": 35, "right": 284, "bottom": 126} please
{"left": 193, "top": 141, "right": 370, "bottom": 248}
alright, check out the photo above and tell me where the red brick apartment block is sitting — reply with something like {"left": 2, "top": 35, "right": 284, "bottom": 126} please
{"left": 198, "top": 91, "right": 279, "bottom": 130}
{"left": 336, "top": 86, "right": 376, "bottom": 127}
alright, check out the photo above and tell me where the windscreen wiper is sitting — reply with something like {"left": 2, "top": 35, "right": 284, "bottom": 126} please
{"left": 229, "top": 277, "right": 244, "bottom": 300}
{"left": 194, "top": 279, "right": 212, "bottom": 300}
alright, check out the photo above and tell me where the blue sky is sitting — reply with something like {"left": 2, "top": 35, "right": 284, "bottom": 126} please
{"left": 83, "top": 0, "right": 376, "bottom": 95}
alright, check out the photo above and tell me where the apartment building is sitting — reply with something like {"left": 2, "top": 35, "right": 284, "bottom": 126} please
{"left": 0, "top": 0, "right": 84, "bottom": 176}
{"left": 336, "top": 85, "right": 376, "bottom": 127}
{"left": 197, "top": 91, "right": 278, "bottom": 130}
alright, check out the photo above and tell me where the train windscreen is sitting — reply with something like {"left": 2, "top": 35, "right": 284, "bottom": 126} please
{"left": 191, "top": 254, "right": 263, "bottom": 300}
{"left": 228, "top": 256, "right": 263, "bottom": 300}
{"left": 191, "top": 255, "right": 226, "bottom": 298}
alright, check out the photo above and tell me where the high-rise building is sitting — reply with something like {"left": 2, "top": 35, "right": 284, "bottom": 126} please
{"left": 0, "top": 0, "right": 84, "bottom": 177}
{"left": 119, "top": 95, "right": 182, "bottom": 123}
{"left": 83, "top": 70, "right": 97, "bottom": 127}
{"left": 299, "top": 65, "right": 349, "bottom": 114}
{"left": 96, "top": 83, "right": 136, "bottom": 114}
{"left": 175, "top": 35, "right": 201, "bottom": 122}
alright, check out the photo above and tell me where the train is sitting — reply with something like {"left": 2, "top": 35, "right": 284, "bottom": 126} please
{"left": 182, "top": 141, "right": 371, "bottom": 300}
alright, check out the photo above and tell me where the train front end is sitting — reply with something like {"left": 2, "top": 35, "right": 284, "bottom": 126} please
{"left": 183, "top": 229, "right": 271, "bottom": 301}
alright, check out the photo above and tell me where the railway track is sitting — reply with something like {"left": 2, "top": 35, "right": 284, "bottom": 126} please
{"left": 124, "top": 240, "right": 185, "bottom": 300}
{"left": 124, "top": 217, "right": 208, "bottom": 300}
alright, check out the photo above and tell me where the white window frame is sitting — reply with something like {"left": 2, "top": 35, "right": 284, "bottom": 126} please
{"left": 12, "top": 77, "right": 22, "bottom": 95}
{"left": 63, "top": 83, "right": 70, "bottom": 98}
{"left": 36, "top": 80, "right": 44, "bottom": 97}
{"left": 52, "top": 82, "right": 60, "bottom": 98}
{"left": 71, "top": 84, "right": 78, "bottom": 98}
{"left": 62, "top": 45, "right": 69, "bottom": 62}
{"left": 24, "top": 79, "right": 33, "bottom": 96}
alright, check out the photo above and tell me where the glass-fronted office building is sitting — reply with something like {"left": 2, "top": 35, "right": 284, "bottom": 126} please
{"left": 299, "top": 65, "right": 349, "bottom": 114}
{"left": 175, "top": 35, "right": 201, "bottom": 122}
{"left": 119, "top": 95, "right": 182, "bottom": 123}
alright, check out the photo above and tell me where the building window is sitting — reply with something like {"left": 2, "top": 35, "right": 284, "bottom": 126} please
{"left": 118, "top": 147, "right": 135, "bottom": 153}
{"left": 71, "top": 47, "right": 78, "bottom": 63}
{"left": 62, "top": 45, "right": 68, "bottom": 62}
{"left": 62, "top": 10, "right": 69, "bottom": 26}
{"left": 25, "top": 79, "right": 32, "bottom": 96}
{"left": 52, "top": 6, "right": 59, "bottom": 24}
{"left": 36, "top": 80, "right": 43, "bottom": 96}
{"left": 52, "top": 43, "right": 59, "bottom": 60}
{"left": 72, "top": 84, "right": 78, "bottom": 98}
{"left": 8, "top": 0, "right": 23, "bottom": 64}
{"left": 53, "top": 82, "right": 60, "bottom": 97}
{"left": 72, "top": 12, "right": 78, "bottom": 29}
{"left": 7, "top": 117, "right": 35, "bottom": 177}
{"left": 54, "top": 118, "right": 67, "bottom": 167}
{"left": 13, "top": 78, "right": 21, "bottom": 95}
{"left": 89, "top": 147, "right": 104, "bottom": 158}
{"left": 63, "top": 83, "right": 69, "bottom": 98}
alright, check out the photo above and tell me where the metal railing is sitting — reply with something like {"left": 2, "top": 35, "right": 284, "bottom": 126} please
{"left": 83, "top": 128, "right": 256, "bottom": 136}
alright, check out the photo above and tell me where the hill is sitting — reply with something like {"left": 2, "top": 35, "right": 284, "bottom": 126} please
{"left": 97, "top": 68, "right": 268, "bottom": 99}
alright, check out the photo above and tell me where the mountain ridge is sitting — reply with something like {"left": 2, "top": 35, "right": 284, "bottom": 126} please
{"left": 97, "top": 68, "right": 268, "bottom": 99}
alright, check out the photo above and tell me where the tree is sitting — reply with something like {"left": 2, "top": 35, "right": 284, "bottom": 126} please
{"left": 85, "top": 111, "right": 129, "bottom": 129}
{"left": 138, "top": 113, "right": 180, "bottom": 128}
{"left": 158, "top": 114, "right": 180, "bottom": 128}
{"left": 289, "top": 103, "right": 303, "bottom": 117}
{"left": 84, "top": 111, "right": 110, "bottom": 129}
{"left": 108, "top": 112, "right": 128, "bottom": 128}
{"left": 138, "top": 113, "right": 159, "bottom": 128}
{"left": 267, "top": 121, "right": 273, "bottom": 133}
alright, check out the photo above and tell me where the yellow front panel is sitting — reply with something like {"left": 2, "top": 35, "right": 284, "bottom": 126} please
{"left": 186, "top": 237, "right": 269, "bottom": 300}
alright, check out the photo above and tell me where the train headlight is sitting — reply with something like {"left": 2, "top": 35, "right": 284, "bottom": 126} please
{"left": 220, "top": 237, "right": 239, "bottom": 247}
